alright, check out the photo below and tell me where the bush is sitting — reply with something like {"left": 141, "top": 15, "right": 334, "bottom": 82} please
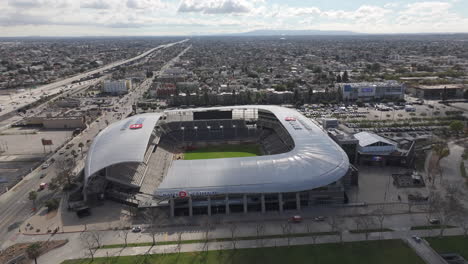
{"left": 45, "top": 198, "right": 60, "bottom": 212}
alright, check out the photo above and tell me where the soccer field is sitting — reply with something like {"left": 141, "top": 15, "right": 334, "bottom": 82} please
{"left": 184, "top": 144, "right": 262, "bottom": 160}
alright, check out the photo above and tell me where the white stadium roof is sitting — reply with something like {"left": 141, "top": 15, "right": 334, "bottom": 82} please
{"left": 85, "top": 106, "right": 349, "bottom": 196}
{"left": 84, "top": 113, "right": 162, "bottom": 186}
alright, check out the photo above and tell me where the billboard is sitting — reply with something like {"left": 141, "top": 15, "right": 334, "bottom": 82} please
{"left": 41, "top": 139, "right": 53, "bottom": 146}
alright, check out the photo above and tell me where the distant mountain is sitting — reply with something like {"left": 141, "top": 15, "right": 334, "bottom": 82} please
{"left": 227, "top": 29, "right": 360, "bottom": 36}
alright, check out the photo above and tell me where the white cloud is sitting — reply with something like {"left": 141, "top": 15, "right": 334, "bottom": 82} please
{"left": 126, "top": 0, "right": 166, "bottom": 10}
{"left": 81, "top": 0, "right": 112, "bottom": 9}
{"left": 177, "top": 0, "right": 257, "bottom": 14}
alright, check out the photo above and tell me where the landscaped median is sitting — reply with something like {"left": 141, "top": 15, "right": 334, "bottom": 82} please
{"left": 410, "top": 225, "right": 457, "bottom": 231}
{"left": 98, "top": 231, "right": 339, "bottom": 249}
{"left": 348, "top": 228, "right": 393, "bottom": 234}
{"left": 62, "top": 239, "right": 424, "bottom": 264}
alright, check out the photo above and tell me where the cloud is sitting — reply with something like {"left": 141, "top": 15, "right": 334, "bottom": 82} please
{"left": 396, "top": 1, "right": 457, "bottom": 26}
{"left": 178, "top": 0, "right": 254, "bottom": 14}
{"left": 81, "top": 0, "right": 112, "bottom": 9}
{"left": 126, "top": 0, "right": 165, "bottom": 10}
{"left": 8, "top": 0, "right": 42, "bottom": 8}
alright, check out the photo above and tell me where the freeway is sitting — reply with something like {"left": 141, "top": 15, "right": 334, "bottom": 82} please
{"left": 0, "top": 39, "right": 188, "bottom": 118}
{"left": 0, "top": 42, "right": 191, "bottom": 249}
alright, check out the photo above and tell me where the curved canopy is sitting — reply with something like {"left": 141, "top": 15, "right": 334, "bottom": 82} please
{"left": 84, "top": 113, "right": 162, "bottom": 187}
{"left": 85, "top": 106, "right": 349, "bottom": 195}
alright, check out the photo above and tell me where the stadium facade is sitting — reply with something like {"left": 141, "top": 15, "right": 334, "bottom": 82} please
{"left": 84, "top": 106, "right": 354, "bottom": 217}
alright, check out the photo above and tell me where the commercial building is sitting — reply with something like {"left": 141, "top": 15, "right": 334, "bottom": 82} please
{"left": 102, "top": 80, "right": 131, "bottom": 95}
{"left": 24, "top": 115, "right": 86, "bottom": 129}
{"left": 84, "top": 106, "right": 354, "bottom": 217}
{"left": 354, "top": 132, "right": 415, "bottom": 167}
{"left": 407, "top": 84, "right": 466, "bottom": 100}
{"left": 337, "top": 81, "right": 405, "bottom": 101}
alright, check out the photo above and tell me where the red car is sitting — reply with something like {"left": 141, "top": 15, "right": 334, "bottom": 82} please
{"left": 289, "top": 215, "right": 303, "bottom": 223}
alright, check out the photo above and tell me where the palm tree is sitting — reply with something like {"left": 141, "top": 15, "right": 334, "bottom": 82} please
{"left": 26, "top": 243, "right": 41, "bottom": 264}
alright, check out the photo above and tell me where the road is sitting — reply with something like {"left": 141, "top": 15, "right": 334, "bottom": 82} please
{"left": 0, "top": 41, "right": 190, "bottom": 249}
{"left": 0, "top": 39, "right": 188, "bottom": 118}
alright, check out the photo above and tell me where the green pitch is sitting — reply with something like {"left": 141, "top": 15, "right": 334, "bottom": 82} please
{"left": 184, "top": 144, "right": 262, "bottom": 160}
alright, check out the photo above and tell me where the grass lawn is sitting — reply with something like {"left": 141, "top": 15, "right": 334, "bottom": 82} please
{"left": 184, "top": 144, "right": 262, "bottom": 160}
{"left": 410, "top": 225, "right": 456, "bottom": 230}
{"left": 62, "top": 239, "right": 424, "bottom": 264}
{"left": 427, "top": 236, "right": 468, "bottom": 260}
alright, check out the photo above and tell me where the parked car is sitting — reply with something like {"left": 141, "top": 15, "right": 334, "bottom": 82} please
{"left": 429, "top": 219, "right": 440, "bottom": 225}
{"left": 41, "top": 163, "right": 50, "bottom": 169}
{"left": 412, "top": 236, "right": 422, "bottom": 243}
{"left": 132, "top": 226, "right": 142, "bottom": 233}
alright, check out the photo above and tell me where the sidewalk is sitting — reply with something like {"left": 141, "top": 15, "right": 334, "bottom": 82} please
{"left": 89, "top": 228, "right": 461, "bottom": 261}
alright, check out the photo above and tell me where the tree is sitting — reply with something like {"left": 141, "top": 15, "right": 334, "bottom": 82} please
{"left": 144, "top": 207, "right": 162, "bottom": 246}
{"left": 118, "top": 226, "right": 131, "bottom": 247}
{"left": 312, "top": 66, "right": 322, "bottom": 74}
{"left": 48, "top": 180, "right": 59, "bottom": 192}
{"left": 200, "top": 217, "right": 211, "bottom": 253}
{"left": 80, "top": 231, "right": 102, "bottom": 261}
{"left": 176, "top": 231, "right": 183, "bottom": 254}
{"left": 428, "top": 187, "right": 463, "bottom": 238}
{"left": 55, "top": 159, "right": 74, "bottom": 185}
{"left": 229, "top": 223, "right": 238, "bottom": 250}
{"left": 45, "top": 198, "right": 59, "bottom": 212}
{"left": 281, "top": 223, "right": 293, "bottom": 247}
{"left": 371, "top": 62, "right": 381, "bottom": 72}
{"left": 449, "top": 120, "right": 464, "bottom": 133}
{"left": 354, "top": 215, "right": 376, "bottom": 241}
{"left": 373, "top": 207, "right": 386, "bottom": 240}
{"left": 78, "top": 142, "right": 84, "bottom": 157}
{"left": 342, "top": 71, "right": 349, "bottom": 82}
{"left": 28, "top": 191, "right": 38, "bottom": 210}
{"left": 336, "top": 74, "right": 342, "bottom": 83}
{"left": 432, "top": 142, "right": 450, "bottom": 184}
{"left": 327, "top": 214, "right": 345, "bottom": 243}
{"left": 255, "top": 222, "right": 265, "bottom": 247}
{"left": 26, "top": 243, "right": 41, "bottom": 264}
{"left": 293, "top": 89, "right": 300, "bottom": 105}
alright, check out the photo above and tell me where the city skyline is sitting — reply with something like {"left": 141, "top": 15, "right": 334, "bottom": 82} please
{"left": 1, "top": 0, "right": 468, "bottom": 37}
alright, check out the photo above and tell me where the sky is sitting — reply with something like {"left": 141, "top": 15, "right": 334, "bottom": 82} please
{"left": 0, "top": 0, "right": 468, "bottom": 36}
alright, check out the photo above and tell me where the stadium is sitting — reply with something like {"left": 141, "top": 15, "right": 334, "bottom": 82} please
{"left": 84, "top": 105, "right": 352, "bottom": 217}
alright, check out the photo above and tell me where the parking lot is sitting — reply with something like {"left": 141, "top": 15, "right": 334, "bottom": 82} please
{"left": 0, "top": 128, "right": 73, "bottom": 155}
